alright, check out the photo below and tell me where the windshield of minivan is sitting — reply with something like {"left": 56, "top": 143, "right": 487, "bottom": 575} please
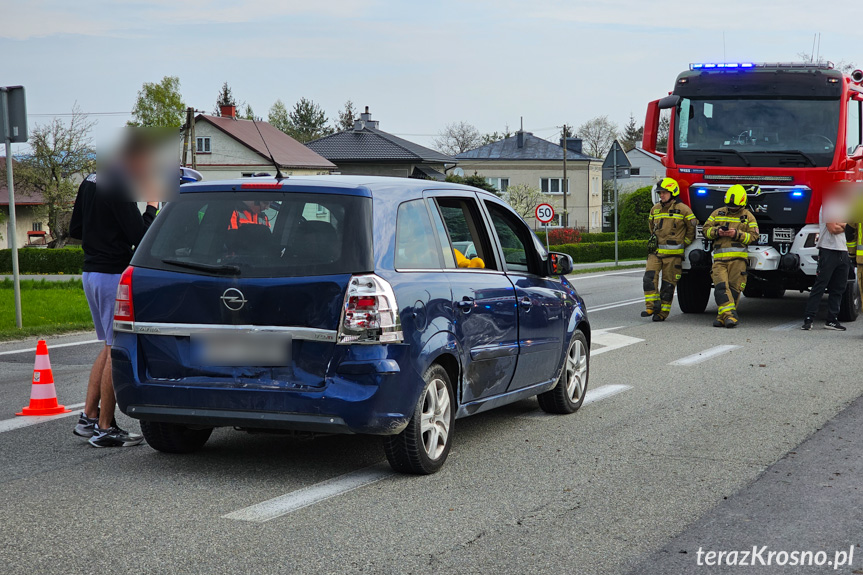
{"left": 133, "top": 192, "right": 373, "bottom": 277}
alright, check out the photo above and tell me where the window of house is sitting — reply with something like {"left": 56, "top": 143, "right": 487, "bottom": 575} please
{"left": 540, "top": 178, "right": 569, "bottom": 194}
{"left": 848, "top": 99, "right": 862, "bottom": 154}
{"left": 434, "top": 197, "right": 497, "bottom": 270}
{"left": 32, "top": 222, "right": 43, "bottom": 232}
{"left": 485, "top": 177, "right": 510, "bottom": 192}
{"left": 196, "top": 137, "right": 211, "bottom": 153}
{"left": 630, "top": 167, "right": 641, "bottom": 176}
{"left": 485, "top": 202, "right": 532, "bottom": 273}
{"left": 395, "top": 200, "right": 442, "bottom": 269}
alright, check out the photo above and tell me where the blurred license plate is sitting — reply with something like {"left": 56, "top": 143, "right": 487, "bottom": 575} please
{"left": 191, "top": 333, "right": 291, "bottom": 366}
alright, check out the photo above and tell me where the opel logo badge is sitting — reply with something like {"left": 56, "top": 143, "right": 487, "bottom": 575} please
{"left": 221, "top": 288, "right": 247, "bottom": 311}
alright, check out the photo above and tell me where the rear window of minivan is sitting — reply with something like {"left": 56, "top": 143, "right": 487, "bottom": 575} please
{"left": 132, "top": 192, "right": 373, "bottom": 278}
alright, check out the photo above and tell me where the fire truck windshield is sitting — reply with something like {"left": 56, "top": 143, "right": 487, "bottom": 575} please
{"left": 674, "top": 97, "right": 840, "bottom": 167}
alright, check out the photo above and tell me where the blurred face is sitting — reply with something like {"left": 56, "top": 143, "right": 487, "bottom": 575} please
{"left": 659, "top": 190, "right": 672, "bottom": 203}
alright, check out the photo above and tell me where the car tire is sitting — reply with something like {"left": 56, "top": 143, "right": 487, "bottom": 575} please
{"left": 677, "top": 271, "right": 711, "bottom": 313}
{"left": 838, "top": 279, "right": 860, "bottom": 322}
{"left": 537, "top": 330, "right": 589, "bottom": 414}
{"left": 383, "top": 364, "right": 454, "bottom": 475}
{"left": 140, "top": 420, "right": 213, "bottom": 454}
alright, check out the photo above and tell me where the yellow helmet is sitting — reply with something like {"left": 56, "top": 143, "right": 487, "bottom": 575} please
{"left": 653, "top": 177, "right": 680, "bottom": 198}
{"left": 725, "top": 184, "right": 748, "bottom": 207}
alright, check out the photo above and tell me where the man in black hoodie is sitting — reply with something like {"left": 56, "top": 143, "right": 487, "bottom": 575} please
{"left": 69, "top": 133, "right": 160, "bottom": 447}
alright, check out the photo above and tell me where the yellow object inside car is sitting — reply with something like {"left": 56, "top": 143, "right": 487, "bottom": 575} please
{"left": 454, "top": 248, "right": 485, "bottom": 269}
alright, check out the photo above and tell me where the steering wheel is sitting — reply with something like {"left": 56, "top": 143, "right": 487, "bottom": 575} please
{"left": 798, "top": 133, "right": 834, "bottom": 151}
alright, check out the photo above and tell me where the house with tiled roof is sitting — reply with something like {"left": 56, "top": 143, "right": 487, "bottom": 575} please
{"left": 306, "top": 107, "right": 456, "bottom": 180}
{"left": 192, "top": 105, "right": 336, "bottom": 180}
{"left": 457, "top": 131, "right": 603, "bottom": 232}
{"left": 0, "top": 162, "right": 49, "bottom": 249}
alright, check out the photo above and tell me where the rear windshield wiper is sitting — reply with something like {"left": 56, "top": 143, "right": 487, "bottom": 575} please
{"left": 161, "top": 259, "right": 242, "bottom": 275}
{"left": 745, "top": 149, "right": 816, "bottom": 166}
{"left": 693, "top": 149, "right": 751, "bottom": 166}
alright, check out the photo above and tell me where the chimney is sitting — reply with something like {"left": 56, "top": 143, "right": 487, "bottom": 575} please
{"left": 517, "top": 130, "right": 525, "bottom": 148}
{"left": 560, "top": 137, "right": 583, "bottom": 155}
{"left": 220, "top": 104, "right": 237, "bottom": 119}
{"left": 354, "top": 105, "right": 379, "bottom": 130}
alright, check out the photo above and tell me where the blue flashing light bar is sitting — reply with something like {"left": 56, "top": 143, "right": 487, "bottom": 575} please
{"left": 695, "top": 188, "right": 708, "bottom": 195}
{"left": 791, "top": 190, "right": 804, "bottom": 198}
{"left": 690, "top": 62, "right": 755, "bottom": 71}
{"left": 689, "top": 62, "right": 832, "bottom": 71}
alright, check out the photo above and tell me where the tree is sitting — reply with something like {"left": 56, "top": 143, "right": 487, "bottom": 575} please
{"left": 618, "top": 186, "right": 654, "bottom": 240}
{"left": 128, "top": 76, "right": 185, "bottom": 128}
{"left": 213, "top": 82, "right": 237, "bottom": 115}
{"left": 287, "top": 97, "right": 332, "bottom": 143}
{"left": 480, "top": 125, "right": 513, "bottom": 146}
{"left": 14, "top": 107, "right": 95, "bottom": 247}
{"left": 502, "top": 183, "right": 543, "bottom": 219}
{"left": 798, "top": 52, "right": 856, "bottom": 73}
{"left": 577, "top": 116, "right": 618, "bottom": 159}
{"left": 268, "top": 99, "right": 290, "bottom": 133}
{"left": 656, "top": 114, "right": 670, "bottom": 153}
{"left": 620, "top": 114, "right": 644, "bottom": 152}
{"left": 240, "top": 103, "right": 255, "bottom": 120}
{"left": 336, "top": 100, "right": 358, "bottom": 131}
{"left": 434, "top": 121, "right": 482, "bottom": 156}
{"left": 445, "top": 172, "right": 499, "bottom": 195}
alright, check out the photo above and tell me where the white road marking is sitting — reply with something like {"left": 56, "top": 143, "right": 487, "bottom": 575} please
{"left": 669, "top": 345, "right": 742, "bottom": 366}
{"left": 0, "top": 339, "right": 101, "bottom": 357}
{"left": 518, "top": 384, "right": 632, "bottom": 419}
{"left": 573, "top": 270, "right": 643, "bottom": 280}
{"left": 223, "top": 463, "right": 394, "bottom": 523}
{"left": 588, "top": 298, "right": 644, "bottom": 313}
{"left": 0, "top": 402, "right": 85, "bottom": 434}
{"left": 592, "top": 329, "right": 644, "bottom": 356}
{"left": 769, "top": 320, "right": 802, "bottom": 331}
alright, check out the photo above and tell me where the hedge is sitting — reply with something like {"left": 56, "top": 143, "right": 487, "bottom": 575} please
{"left": 549, "top": 240, "right": 648, "bottom": 263}
{"left": 535, "top": 231, "right": 615, "bottom": 244}
{"left": 0, "top": 247, "right": 85, "bottom": 274}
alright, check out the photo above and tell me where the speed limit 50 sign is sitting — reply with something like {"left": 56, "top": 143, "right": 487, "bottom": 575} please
{"left": 535, "top": 203, "right": 555, "bottom": 224}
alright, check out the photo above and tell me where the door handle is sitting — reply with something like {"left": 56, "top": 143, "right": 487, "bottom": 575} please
{"left": 519, "top": 296, "right": 532, "bottom": 310}
{"left": 456, "top": 297, "right": 474, "bottom": 312}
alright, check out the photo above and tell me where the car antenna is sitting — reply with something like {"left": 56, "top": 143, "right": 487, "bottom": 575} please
{"left": 252, "top": 118, "right": 286, "bottom": 180}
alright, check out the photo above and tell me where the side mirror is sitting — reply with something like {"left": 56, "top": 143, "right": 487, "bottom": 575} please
{"left": 658, "top": 94, "right": 680, "bottom": 110}
{"left": 549, "top": 252, "right": 573, "bottom": 276}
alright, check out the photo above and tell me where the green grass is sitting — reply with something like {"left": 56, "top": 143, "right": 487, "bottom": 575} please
{"left": 0, "top": 278, "right": 93, "bottom": 341}
{"left": 569, "top": 263, "right": 645, "bottom": 276}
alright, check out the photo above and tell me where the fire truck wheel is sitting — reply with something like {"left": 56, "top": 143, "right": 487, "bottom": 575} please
{"left": 838, "top": 279, "right": 860, "bottom": 322}
{"left": 677, "top": 271, "right": 711, "bottom": 313}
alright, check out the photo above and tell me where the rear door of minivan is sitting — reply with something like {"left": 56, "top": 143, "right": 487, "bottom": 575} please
{"left": 127, "top": 184, "right": 373, "bottom": 389}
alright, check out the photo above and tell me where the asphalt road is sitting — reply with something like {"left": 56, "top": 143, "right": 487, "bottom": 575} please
{"left": 1, "top": 269, "right": 861, "bottom": 575}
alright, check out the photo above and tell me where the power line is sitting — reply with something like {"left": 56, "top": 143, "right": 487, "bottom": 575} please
{"left": 27, "top": 112, "right": 130, "bottom": 117}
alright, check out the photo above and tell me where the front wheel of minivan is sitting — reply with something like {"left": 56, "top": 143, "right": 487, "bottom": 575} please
{"left": 537, "top": 330, "right": 589, "bottom": 414}
{"left": 383, "top": 364, "right": 454, "bottom": 475}
{"left": 141, "top": 420, "right": 213, "bottom": 454}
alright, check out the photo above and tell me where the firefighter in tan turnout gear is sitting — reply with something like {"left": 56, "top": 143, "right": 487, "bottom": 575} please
{"left": 702, "top": 184, "right": 759, "bottom": 328}
{"left": 642, "top": 178, "right": 697, "bottom": 321}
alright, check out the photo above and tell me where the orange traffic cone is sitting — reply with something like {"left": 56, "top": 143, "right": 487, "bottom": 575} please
{"left": 16, "top": 340, "right": 70, "bottom": 416}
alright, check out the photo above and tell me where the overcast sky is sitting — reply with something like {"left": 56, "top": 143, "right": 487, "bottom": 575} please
{"left": 3, "top": 0, "right": 861, "bottom": 153}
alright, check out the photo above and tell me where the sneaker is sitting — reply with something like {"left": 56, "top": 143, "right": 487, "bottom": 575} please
{"left": 640, "top": 310, "right": 653, "bottom": 317}
{"left": 73, "top": 412, "right": 98, "bottom": 438}
{"left": 801, "top": 317, "right": 813, "bottom": 331}
{"left": 825, "top": 320, "right": 846, "bottom": 331}
{"left": 88, "top": 424, "right": 144, "bottom": 448}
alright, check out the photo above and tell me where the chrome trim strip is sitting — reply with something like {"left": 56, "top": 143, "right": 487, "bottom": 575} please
{"left": 114, "top": 321, "right": 337, "bottom": 342}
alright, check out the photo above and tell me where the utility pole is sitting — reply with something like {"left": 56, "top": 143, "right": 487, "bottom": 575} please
{"left": 562, "top": 124, "right": 568, "bottom": 228}
{"left": 613, "top": 147, "right": 619, "bottom": 266}
{"left": 181, "top": 107, "right": 192, "bottom": 167}
{"left": 190, "top": 112, "right": 197, "bottom": 170}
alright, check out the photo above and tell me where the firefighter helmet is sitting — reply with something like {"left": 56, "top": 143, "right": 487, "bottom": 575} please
{"left": 653, "top": 177, "right": 680, "bottom": 198}
{"left": 724, "top": 184, "right": 748, "bottom": 207}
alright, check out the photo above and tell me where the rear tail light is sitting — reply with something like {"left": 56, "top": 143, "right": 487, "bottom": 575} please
{"left": 113, "top": 266, "right": 135, "bottom": 331}
{"left": 338, "top": 274, "right": 402, "bottom": 344}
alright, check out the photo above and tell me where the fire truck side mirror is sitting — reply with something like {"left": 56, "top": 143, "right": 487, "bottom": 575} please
{"left": 658, "top": 95, "right": 680, "bottom": 110}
